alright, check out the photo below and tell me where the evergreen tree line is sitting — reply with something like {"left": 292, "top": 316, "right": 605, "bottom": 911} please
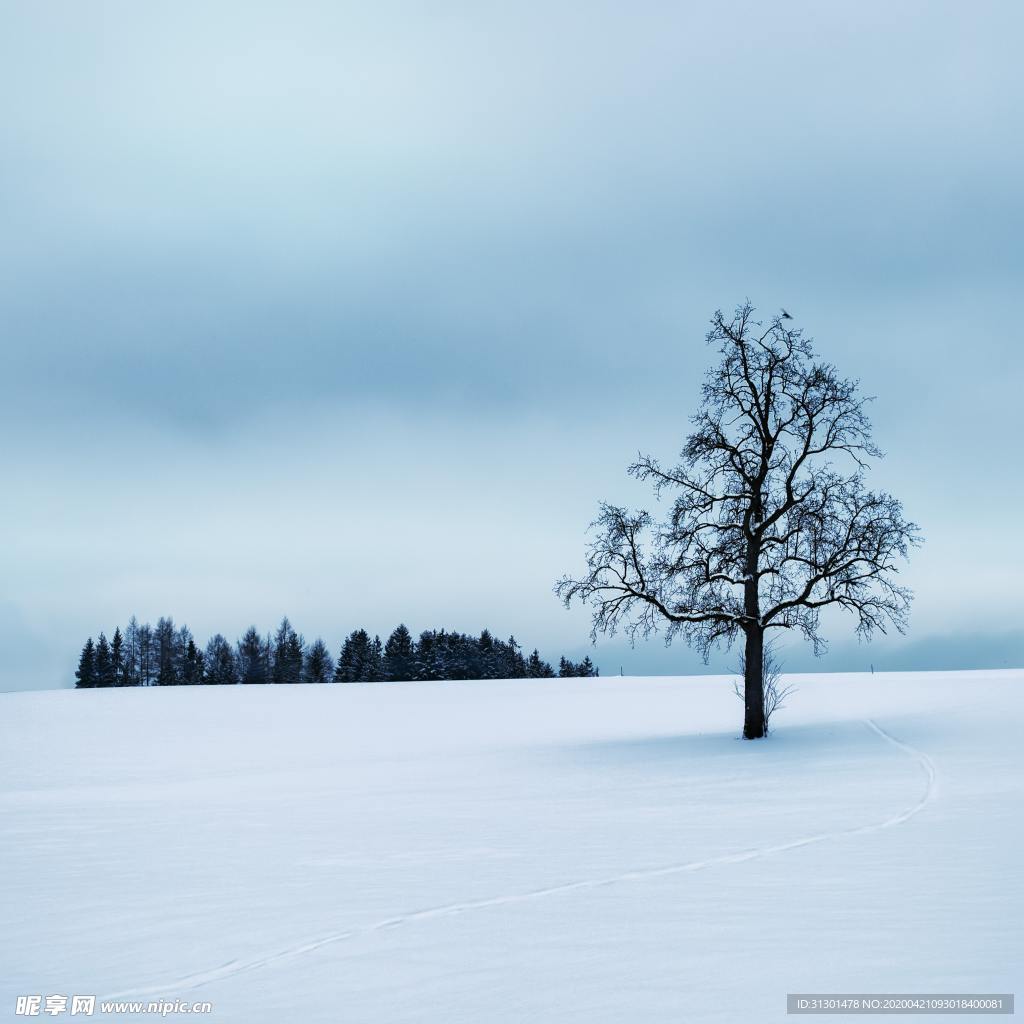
{"left": 74, "top": 616, "right": 598, "bottom": 688}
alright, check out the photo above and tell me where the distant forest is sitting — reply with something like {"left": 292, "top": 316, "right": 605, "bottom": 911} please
{"left": 73, "top": 617, "right": 598, "bottom": 688}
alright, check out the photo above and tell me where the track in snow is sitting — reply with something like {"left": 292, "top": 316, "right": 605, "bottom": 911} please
{"left": 101, "top": 718, "right": 937, "bottom": 1001}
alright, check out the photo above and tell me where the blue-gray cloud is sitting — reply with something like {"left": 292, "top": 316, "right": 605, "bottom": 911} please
{"left": 1, "top": 1, "right": 1022, "bottom": 689}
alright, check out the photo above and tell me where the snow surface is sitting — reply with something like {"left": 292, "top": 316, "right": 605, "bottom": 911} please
{"left": 1, "top": 671, "right": 1021, "bottom": 1023}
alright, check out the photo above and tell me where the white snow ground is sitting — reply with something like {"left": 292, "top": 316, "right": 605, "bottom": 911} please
{"left": 1, "top": 671, "right": 1021, "bottom": 1023}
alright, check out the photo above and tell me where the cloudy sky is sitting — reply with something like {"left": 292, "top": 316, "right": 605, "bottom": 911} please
{"left": 1, "top": 1, "right": 1022, "bottom": 690}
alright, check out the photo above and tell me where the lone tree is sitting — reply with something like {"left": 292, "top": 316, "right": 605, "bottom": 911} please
{"left": 556, "top": 303, "right": 920, "bottom": 739}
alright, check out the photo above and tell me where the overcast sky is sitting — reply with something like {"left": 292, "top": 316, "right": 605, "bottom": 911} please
{"left": 2, "top": 1, "right": 1022, "bottom": 690}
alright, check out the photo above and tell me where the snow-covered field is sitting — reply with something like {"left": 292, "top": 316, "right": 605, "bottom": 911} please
{"left": 2, "top": 671, "right": 1021, "bottom": 1023}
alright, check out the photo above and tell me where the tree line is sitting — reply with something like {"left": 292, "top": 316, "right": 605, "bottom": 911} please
{"left": 74, "top": 617, "right": 598, "bottom": 688}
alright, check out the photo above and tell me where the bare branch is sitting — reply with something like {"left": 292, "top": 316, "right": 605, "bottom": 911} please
{"left": 556, "top": 302, "right": 921, "bottom": 720}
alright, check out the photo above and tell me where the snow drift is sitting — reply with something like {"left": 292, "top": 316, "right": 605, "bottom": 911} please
{"left": 1, "top": 671, "right": 1020, "bottom": 1022}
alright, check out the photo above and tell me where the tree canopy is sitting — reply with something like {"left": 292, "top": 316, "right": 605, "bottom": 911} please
{"left": 557, "top": 302, "right": 920, "bottom": 736}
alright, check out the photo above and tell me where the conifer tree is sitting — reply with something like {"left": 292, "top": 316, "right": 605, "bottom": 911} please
{"left": 110, "top": 627, "right": 125, "bottom": 686}
{"left": 237, "top": 627, "right": 267, "bottom": 684}
{"left": 138, "top": 622, "right": 155, "bottom": 686}
{"left": 273, "top": 618, "right": 304, "bottom": 684}
{"left": 414, "top": 630, "right": 447, "bottom": 681}
{"left": 205, "top": 634, "right": 238, "bottom": 685}
{"left": 335, "top": 629, "right": 374, "bottom": 682}
{"left": 477, "top": 629, "right": 499, "bottom": 678}
{"left": 383, "top": 624, "right": 415, "bottom": 681}
{"left": 124, "top": 616, "right": 141, "bottom": 686}
{"left": 75, "top": 638, "right": 96, "bottom": 688}
{"left": 174, "top": 625, "right": 195, "bottom": 685}
{"left": 368, "top": 635, "right": 384, "bottom": 681}
{"left": 303, "top": 638, "right": 334, "bottom": 684}
{"left": 261, "top": 633, "right": 274, "bottom": 685}
{"left": 500, "top": 636, "right": 527, "bottom": 678}
{"left": 286, "top": 630, "right": 305, "bottom": 683}
{"left": 95, "top": 632, "right": 115, "bottom": 688}
{"left": 527, "top": 649, "right": 555, "bottom": 678}
{"left": 155, "top": 617, "right": 178, "bottom": 686}
{"left": 181, "top": 637, "right": 204, "bottom": 684}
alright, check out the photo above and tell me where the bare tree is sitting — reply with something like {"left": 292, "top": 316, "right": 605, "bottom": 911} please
{"left": 556, "top": 302, "right": 920, "bottom": 739}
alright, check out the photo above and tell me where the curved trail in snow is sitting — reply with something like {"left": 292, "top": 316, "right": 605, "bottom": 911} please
{"left": 102, "top": 718, "right": 937, "bottom": 1001}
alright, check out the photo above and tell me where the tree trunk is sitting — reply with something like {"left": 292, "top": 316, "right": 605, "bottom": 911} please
{"left": 743, "top": 522, "right": 765, "bottom": 739}
{"left": 743, "top": 625, "right": 765, "bottom": 740}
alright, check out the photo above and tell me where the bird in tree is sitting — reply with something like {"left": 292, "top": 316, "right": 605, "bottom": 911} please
{"left": 556, "top": 302, "right": 920, "bottom": 739}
